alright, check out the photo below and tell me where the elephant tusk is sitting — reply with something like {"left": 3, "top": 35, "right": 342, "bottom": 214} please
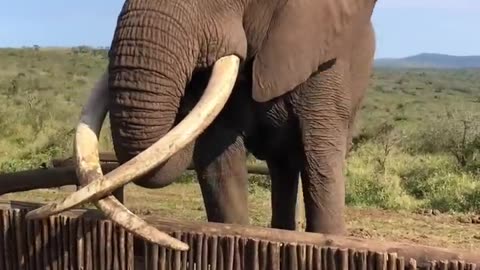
{"left": 25, "top": 55, "right": 240, "bottom": 238}
{"left": 72, "top": 72, "right": 189, "bottom": 251}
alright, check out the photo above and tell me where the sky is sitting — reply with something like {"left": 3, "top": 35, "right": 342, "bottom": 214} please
{"left": 0, "top": 0, "right": 479, "bottom": 59}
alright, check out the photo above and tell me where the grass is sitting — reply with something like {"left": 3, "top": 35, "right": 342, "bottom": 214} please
{"left": 0, "top": 47, "right": 479, "bottom": 251}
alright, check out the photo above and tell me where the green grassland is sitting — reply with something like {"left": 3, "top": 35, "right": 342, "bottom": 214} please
{"left": 0, "top": 47, "right": 479, "bottom": 250}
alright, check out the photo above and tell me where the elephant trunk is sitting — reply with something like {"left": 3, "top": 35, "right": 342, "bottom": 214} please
{"left": 107, "top": 0, "right": 198, "bottom": 186}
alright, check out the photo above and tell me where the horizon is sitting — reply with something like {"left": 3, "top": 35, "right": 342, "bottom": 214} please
{"left": 0, "top": 0, "right": 478, "bottom": 59}
{"left": 2, "top": 46, "right": 478, "bottom": 61}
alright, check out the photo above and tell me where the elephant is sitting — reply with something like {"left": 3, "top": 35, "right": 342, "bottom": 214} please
{"left": 26, "top": 0, "right": 378, "bottom": 250}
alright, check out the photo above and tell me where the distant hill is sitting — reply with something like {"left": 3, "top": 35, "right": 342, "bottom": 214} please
{"left": 374, "top": 53, "right": 480, "bottom": 69}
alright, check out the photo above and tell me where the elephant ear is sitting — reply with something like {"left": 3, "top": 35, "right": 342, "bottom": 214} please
{"left": 252, "top": 0, "right": 373, "bottom": 102}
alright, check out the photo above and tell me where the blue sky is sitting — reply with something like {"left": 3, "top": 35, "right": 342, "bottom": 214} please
{"left": 0, "top": 0, "right": 478, "bottom": 58}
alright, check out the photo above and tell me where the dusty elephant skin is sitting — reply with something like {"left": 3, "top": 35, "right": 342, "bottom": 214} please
{"left": 27, "top": 0, "right": 379, "bottom": 249}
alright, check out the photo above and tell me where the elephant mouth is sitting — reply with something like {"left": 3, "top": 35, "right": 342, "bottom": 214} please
{"left": 24, "top": 55, "right": 241, "bottom": 251}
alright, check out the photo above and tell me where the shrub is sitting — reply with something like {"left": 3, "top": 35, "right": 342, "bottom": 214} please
{"left": 463, "top": 186, "right": 480, "bottom": 213}
{"left": 346, "top": 142, "right": 420, "bottom": 211}
{"left": 346, "top": 137, "right": 480, "bottom": 213}
{"left": 424, "top": 173, "right": 478, "bottom": 213}
{"left": 403, "top": 108, "right": 480, "bottom": 174}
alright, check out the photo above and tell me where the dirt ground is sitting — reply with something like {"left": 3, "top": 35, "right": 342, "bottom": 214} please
{"left": 1, "top": 182, "right": 479, "bottom": 253}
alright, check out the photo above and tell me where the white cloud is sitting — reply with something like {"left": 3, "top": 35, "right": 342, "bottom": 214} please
{"left": 377, "top": 0, "right": 480, "bottom": 10}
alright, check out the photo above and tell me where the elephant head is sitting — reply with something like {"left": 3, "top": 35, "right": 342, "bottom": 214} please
{"left": 26, "top": 0, "right": 377, "bottom": 250}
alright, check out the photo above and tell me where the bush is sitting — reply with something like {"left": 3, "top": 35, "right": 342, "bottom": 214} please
{"left": 425, "top": 172, "right": 478, "bottom": 213}
{"left": 463, "top": 186, "right": 480, "bottom": 213}
{"left": 346, "top": 142, "right": 420, "bottom": 211}
{"left": 347, "top": 130, "right": 480, "bottom": 214}
{"left": 393, "top": 154, "right": 458, "bottom": 199}
{"left": 403, "top": 108, "right": 480, "bottom": 174}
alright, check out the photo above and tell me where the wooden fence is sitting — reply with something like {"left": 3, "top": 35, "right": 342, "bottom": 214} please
{"left": 1, "top": 200, "right": 479, "bottom": 270}
{"left": 0, "top": 207, "right": 478, "bottom": 270}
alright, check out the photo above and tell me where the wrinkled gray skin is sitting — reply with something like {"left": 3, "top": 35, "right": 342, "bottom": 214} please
{"left": 107, "top": 0, "right": 377, "bottom": 235}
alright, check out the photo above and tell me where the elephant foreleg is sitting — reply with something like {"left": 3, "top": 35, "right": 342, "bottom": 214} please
{"left": 266, "top": 157, "right": 300, "bottom": 230}
{"left": 193, "top": 125, "right": 249, "bottom": 225}
{"left": 291, "top": 60, "right": 352, "bottom": 235}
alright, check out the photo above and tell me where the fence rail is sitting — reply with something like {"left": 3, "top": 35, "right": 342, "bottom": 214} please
{"left": 0, "top": 152, "right": 269, "bottom": 195}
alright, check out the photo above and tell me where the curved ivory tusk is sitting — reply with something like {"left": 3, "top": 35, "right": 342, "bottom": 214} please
{"left": 74, "top": 72, "right": 189, "bottom": 251}
{"left": 25, "top": 55, "right": 240, "bottom": 228}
